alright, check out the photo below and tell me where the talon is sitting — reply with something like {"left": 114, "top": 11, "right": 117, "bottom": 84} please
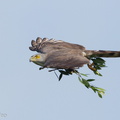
{"left": 87, "top": 63, "right": 96, "bottom": 71}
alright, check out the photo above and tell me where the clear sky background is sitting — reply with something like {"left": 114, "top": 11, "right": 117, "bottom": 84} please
{"left": 0, "top": 0, "right": 120, "bottom": 120}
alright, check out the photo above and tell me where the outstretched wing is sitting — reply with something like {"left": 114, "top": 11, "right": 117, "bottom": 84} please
{"left": 29, "top": 37, "right": 85, "bottom": 53}
{"left": 43, "top": 49, "right": 89, "bottom": 69}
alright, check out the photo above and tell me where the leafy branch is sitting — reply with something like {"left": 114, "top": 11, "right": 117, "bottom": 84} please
{"left": 55, "top": 57, "right": 106, "bottom": 98}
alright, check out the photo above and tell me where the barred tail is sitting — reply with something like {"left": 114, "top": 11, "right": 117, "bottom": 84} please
{"left": 85, "top": 50, "right": 120, "bottom": 58}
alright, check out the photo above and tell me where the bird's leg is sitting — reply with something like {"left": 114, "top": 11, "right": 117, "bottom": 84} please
{"left": 87, "top": 63, "right": 96, "bottom": 71}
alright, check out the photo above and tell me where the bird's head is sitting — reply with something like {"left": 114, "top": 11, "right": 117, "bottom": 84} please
{"left": 29, "top": 54, "right": 46, "bottom": 66}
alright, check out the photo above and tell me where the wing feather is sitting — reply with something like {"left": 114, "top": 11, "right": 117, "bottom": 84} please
{"left": 29, "top": 37, "right": 85, "bottom": 53}
{"left": 44, "top": 49, "right": 89, "bottom": 69}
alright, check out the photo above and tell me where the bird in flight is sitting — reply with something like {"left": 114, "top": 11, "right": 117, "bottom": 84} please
{"left": 29, "top": 37, "right": 120, "bottom": 70}
{"left": 29, "top": 37, "right": 120, "bottom": 98}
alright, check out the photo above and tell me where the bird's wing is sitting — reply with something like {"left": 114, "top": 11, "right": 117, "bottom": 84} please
{"left": 29, "top": 37, "right": 85, "bottom": 53}
{"left": 43, "top": 49, "right": 89, "bottom": 69}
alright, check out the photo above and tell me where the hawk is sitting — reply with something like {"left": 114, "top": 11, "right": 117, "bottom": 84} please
{"left": 29, "top": 37, "right": 120, "bottom": 70}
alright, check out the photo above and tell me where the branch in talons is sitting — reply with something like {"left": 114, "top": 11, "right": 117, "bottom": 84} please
{"left": 88, "top": 57, "right": 106, "bottom": 76}
{"left": 39, "top": 57, "right": 106, "bottom": 98}
{"left": 56, "top": 69, "right": 105, "bottom": 98}
{"left": 87, "top": 63, "right": 96, "bottom": 72}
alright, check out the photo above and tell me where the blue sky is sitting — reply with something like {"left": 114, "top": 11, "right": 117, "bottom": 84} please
{"left": 0, "top": 0, "right": 120, "bottom": 120}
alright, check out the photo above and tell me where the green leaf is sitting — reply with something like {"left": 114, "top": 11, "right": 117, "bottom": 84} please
{"left": 81, "top": 79, "right": 90, "bottom": 88}
{"left": 99, "top": 65, "right": 106, "bottom": 67}
{"left": 98, "top": 92, "right": 102, "bottom": 98}
{"left": 87, "top": 79, "right": 95, "bottom": 82}
{"left": 97, "top": 87, "right": 105, "bottom": 92}
{"left": 94, "top": 71, "right": 102, "bottom": 76}
{"left": 80, "top": 73, "right": 89, "bottom": 77}
{"left": 92, "top": 58, "right": 105, "bottom": 64}
{"left": 59, "top": 70, "right": 68, "bottom": 75}
{"left": 91, "top": 86, "right": 97, "bottom": 93}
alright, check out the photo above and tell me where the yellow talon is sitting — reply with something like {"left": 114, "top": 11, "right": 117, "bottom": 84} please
{"left": 87, "top": 63, "right": 96, "bottom": 71}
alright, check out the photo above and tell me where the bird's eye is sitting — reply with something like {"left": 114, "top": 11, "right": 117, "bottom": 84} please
{"left": 35, "top": 55, "right": 40, "bottom": 59}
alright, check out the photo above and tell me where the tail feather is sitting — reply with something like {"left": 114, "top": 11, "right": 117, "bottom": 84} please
{"left": 85, "top": 50, "right": 120, "bottom": 57}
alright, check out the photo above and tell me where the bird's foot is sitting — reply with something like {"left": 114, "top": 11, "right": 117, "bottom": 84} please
{"left": 87, "top": 63, "right": 96, "bottom": 71}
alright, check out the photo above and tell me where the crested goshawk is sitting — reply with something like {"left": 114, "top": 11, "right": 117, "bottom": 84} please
{"left": 29, "top": 37, "right": 120, "bottom": 70}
